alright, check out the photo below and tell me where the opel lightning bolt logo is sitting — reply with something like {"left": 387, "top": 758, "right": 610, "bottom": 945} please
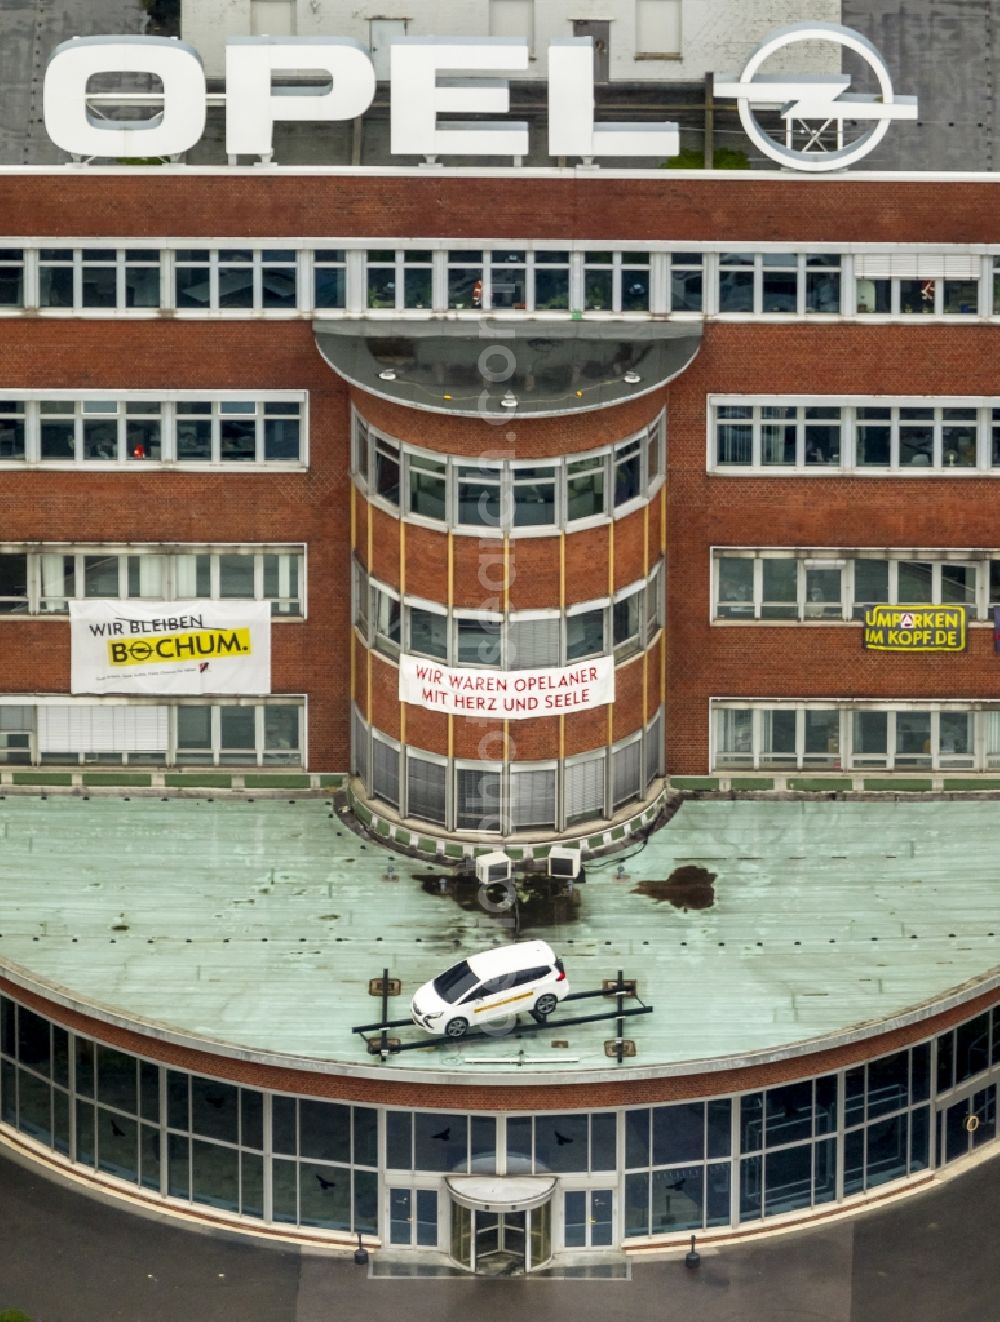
{"left": 715, "top": 22, "right": 918, "bottom": 172}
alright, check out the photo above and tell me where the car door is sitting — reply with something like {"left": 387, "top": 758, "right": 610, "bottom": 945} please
{"left": 470, "top": 972, "right": 533, "bottom": 1021}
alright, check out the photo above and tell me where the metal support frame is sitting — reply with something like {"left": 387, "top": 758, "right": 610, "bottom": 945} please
{"left": 351, "top": 975, "right": 653, "bottom": 1058}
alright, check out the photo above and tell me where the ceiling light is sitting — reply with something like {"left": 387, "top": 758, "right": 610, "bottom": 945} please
{"left": 500, "top": 390, "right": 518, "bottom": 409}
{"left": 624, "top": 370, "right": 641, "bottom": 384}
{"left": 378, "top": 369, "right": 397, "bottom": 381}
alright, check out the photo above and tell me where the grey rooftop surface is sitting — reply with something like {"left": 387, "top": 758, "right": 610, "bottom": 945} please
{"left": 1, "top": 795, "right": 998, "bottom": 1083}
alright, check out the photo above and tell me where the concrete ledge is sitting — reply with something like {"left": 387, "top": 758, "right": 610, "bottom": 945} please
{"left": 243, "top": 774, "right": 312, "bottom": 789}
{"left": 863, "top": 778, "right": 934, "bottom": 792}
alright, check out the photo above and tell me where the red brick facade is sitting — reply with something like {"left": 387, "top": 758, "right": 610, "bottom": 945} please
{"left": 3, "top": 173, "right": 1000, "bottom": 775}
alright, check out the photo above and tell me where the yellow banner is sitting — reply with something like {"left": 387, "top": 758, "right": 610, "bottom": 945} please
{"left": 863, "top": 605, "right": 966, "bottom": 652}
{"left": 106, "top": 628, "right": 253, "bottom": 667}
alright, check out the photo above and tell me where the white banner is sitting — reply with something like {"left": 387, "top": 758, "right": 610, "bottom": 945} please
{"left": 70, "top": 600, "right": 272, "bottom": 696}
{"left": 399, "top": 655, "right": 614, "bottom": 719}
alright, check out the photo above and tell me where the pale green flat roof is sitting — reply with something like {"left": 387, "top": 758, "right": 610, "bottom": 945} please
{"left": 1, "top": 796, "right": 998, "bottom": 1084}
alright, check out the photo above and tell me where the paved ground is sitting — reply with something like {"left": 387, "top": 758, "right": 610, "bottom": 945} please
{"left": 1, "top": 1140, "right": 998, "bottom": 1322}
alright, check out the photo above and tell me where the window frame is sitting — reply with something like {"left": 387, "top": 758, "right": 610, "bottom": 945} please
{"left": 356, "top": 410, "right": 666, "bottom": 534}
{"left": 708, "top": 397, "right": 1000, "bottom": 476}
{"left": 711, "top": 549, "right": 986, "bottom": 623}
{"left": 711, "top": 700, "right": 986, "bottom": 774}
{"left": 0, "top": 392, "right": 307, "bottom": 469}
{"left": 0, "top": 545, "right": 306, "bottom": 618}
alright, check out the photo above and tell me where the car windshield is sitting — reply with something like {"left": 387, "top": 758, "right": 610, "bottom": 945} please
{"left": 433, "top": 959, "right": 479, "bottom": 1004}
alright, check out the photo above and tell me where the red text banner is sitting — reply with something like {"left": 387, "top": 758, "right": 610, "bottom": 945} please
{"left": 399, "top": 655, "right": 614, "bottom": 719}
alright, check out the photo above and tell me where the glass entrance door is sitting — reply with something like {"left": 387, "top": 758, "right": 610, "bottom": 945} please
{"left": 449, "top": 1198, "right": 552, "bottom": 1273}
{"left": 473, "top": 1209, "right": 526, "bottom": 1275}
{"left": 938, "top": 1083, "right": 997, "bottom": 1165}
{"left": 563, "top": 1188, "right": 615, "bottom": 1248}
{"left": 475, "top": 1210, "right": 501, "bottom": 1262}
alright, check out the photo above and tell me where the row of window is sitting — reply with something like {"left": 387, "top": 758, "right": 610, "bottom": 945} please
{"left": 2, "top": 994, "right": 997, "bottom": 1240}
{"left": 354, "top": 410, "right": 665, "bottom": 531}
{"left": 352, "top": 707, "right": 662, "bottom": 831}
{"left": 356, "top": 561, "right": 663, "bottom": 668}
{"left": 0, "top": 702, "right": 303, "bottom": 767}
{"left": 0, "top": 246, "right": 692, "bottom": 315}
{"left": 713, "top": 551, "right": 1000, "bottom": 622}
{"left": 712, "top": 400, "right": 1000, "bottom": 473}
{"left": 0, "top": 548, "right": 302, "bottom": 616}
{"left": 0, "top": 396, "right": 304, "bottom": 466}
{"left": 4, "top": 247, "right": 1000, "bottom": 319}
{"left": 712, "top": 703, "right": 1000, "bottom": 773}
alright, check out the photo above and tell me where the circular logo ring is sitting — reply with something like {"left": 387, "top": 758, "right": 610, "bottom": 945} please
{"left": 730, "top": 23, "right": 907, "bottom": 173}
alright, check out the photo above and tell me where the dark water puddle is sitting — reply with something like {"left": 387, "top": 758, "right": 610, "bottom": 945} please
{"left": 632, "top": 865, "right": 716, "bottom": 910}
{"left": 420, "top": 873, "right": 582, "bottom": 928}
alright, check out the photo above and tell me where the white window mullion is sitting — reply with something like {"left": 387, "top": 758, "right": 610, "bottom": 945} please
{"left": 841, "top": 708, "right": 853, "bottom": 769}
{"left": 23, "top": 249, "right": 39, "bottom": 310}
{"left": 210, "top": 406, "right": 221, "bottom": 463}
{"left": 299, "top": 249, "right": 314, "bottom": 314}
{"left": 162, "top": 401, "right": 175, "bottom": 462}
{"left": 977, "top": 405, "right": 987, "bottom": 470}
{"left": 116, "top": 254, "right": 127, "bottom": 311}
{"left": 26, "top": 399, "right": 38, "bottom": 461}
{"left": 253, "top": 254, "right": 263, "bottom": 312}
{"left": 886, "top": 710, "right": 897, "bottom": 771}
{"left": 569, "top": 252, "right": 584, "bottom": 312}
{"left": 255, "top": 705, "right": 265, "bottom": 766}
{"left": 649, "top": 251, "right": 667, "bottom": 314}
{"left": 210, "top": 705, "right": 221, "bottom": 765}
{"left": 704, "top": 253, "right": 718, "bottom": 315}
{"left": 161, "top": 250, "right": 175, "bottom": 311}
{"left": 524, "top": 252, "right": 537, "bottom": 313}
{"left": 430, "top": 251, "right": 447, "bottom": 312}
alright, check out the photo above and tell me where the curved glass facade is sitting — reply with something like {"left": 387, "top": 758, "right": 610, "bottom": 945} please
{"left": 351, "top": 408, "right": 666, "bottom": 535}
{"left": 356, "top": 561, "right": 663, "bottom": 669}
{"left": 351, "top": 706, "right": 664, "bottom": 832}
{"left": 2, "top": 988, "right": 999, "bottom": 1263}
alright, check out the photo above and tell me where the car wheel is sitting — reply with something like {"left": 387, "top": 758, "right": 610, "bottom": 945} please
{"left": 533, "top": 994, "right": 558, "bottom": 1018}
{"left": 444, "top": 1016, "right": 469, "bottom": 1038}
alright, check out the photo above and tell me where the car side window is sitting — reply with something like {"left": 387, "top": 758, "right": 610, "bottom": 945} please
{"left": 522, "top": 965, "right": 551, "bottom": 983}
{"left": 474, "top": 977, "right": 510, "bottom": 998}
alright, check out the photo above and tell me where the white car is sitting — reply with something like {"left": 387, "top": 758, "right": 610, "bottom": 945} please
{"left": 410, "top": 940, "right": 569, "bottom": 1038}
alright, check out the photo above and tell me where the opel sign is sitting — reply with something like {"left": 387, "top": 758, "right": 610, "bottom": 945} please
{"left": 40, "top": 23, "right": 915, "bottom": 170}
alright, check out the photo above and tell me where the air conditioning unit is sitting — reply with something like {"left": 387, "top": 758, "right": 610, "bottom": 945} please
{"left": 548, "top": 847, "right": 582, "bottom": 880}
{"left": 475, "top": 851, "right": 513, "bottom": 886}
